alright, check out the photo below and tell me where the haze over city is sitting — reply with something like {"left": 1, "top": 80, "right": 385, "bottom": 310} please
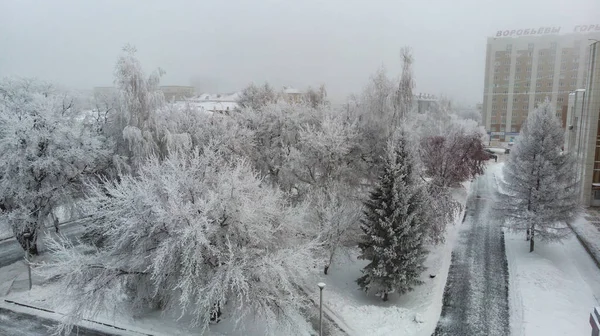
{"left": 1, "top": 0, "right": 598, "bottom": 104}
{"left": 2, "top": 1, "right": 600, "bottom": 335}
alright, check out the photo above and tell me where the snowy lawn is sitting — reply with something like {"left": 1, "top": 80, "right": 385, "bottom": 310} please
{"left": 309, "top": 181, "right": 471, "bottom": 336}
{"left": 504, "top": 231, "right": 600, "bottom": 335}
{"left": 0, "top": 254, "right": 284, "bottom": 336}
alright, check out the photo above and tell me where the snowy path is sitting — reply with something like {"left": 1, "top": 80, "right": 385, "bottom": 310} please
{"left": 433, "top": 166, "right": 510, "bottom": 335}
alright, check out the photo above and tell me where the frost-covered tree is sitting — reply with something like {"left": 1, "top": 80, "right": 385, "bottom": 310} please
{"left": 393, "top": 47, "right": 414, "bottom": 124}
{"left": 302, "top": 85, "right": 328, "bottom": 108}
{"left": 498, "top": 101, "right": 579, "bottom": 252}
{"left": 234, "top": 101, "right": 318, "bottom": 189}
{"left": 237, "top": 82, "right": 278, "bottom": 110}
{"left": 357, "top": 132, "right": 429, "bottom": 301}
{"left": 41, "top": 146, "right": 318, "bottom": 335}
{"left": 312, "top": 184, "right": 362, "bottom": 275}
{"left": 0, "top": 77, "right": 111, "bottom": 254}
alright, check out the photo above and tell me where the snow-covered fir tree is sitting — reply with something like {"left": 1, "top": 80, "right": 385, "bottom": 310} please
{"left": 357, "top": 131, "right": 429, "bottom": 301}
{"left": 498, "top": 100, "right": 580, "bottom": 252}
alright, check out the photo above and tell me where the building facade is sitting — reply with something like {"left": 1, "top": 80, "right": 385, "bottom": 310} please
{"left": 482, "top": 25, "right": 600, "bottom": 142}
{"left": 564, "top": 40, "right": 600, "bottom": 206}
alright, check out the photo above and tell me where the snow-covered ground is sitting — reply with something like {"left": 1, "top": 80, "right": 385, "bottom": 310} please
{"left": 0, "top": 181, "right": 474, "bottom": 336}
{"left": 504, "top": 233, "right": 600, "bottom": 335}
{"left": 309, "top": 181, "right": 472, "bottom": 336}
{"left": 493, "top": 162, "right": 600, "bottom": 335}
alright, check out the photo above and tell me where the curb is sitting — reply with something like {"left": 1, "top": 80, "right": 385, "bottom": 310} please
{"left": 2, "top": 299, "right": 155, "bottom": 336}
{"left": 567, "top": 221, "right": 600, "bottom": 270}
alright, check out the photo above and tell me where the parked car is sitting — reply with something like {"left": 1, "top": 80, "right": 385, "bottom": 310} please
{"left": 483, "top": 149, "right": 498, "bottom": 162}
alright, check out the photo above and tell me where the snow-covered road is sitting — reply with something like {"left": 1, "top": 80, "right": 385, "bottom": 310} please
{"left": 433, "top": 165, "right": 510, "bottom": 335}
{"left": 0, "top": 307, "right": 114, "bottom": 336}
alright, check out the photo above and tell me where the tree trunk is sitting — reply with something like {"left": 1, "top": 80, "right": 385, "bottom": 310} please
{"left": 16, "top": 229, "right": 38, "bottom": 256}
{"left": 526, "top": 228, "right": 530, "bottom": 241}
{"left": 529, "top": 230, "right": 535, "bottom": 253}
{"left": 382, "top": 292, "right": 389, "bottom": 302}
{"left": 210, "top": 301, "right": 222, "bottom": 323}
{"left": 324, "top": 265, "right": 329, "bottom": 275}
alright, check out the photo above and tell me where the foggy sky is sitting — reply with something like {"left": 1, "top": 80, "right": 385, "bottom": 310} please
{"left": 1, "top": 0, "right": 598, "bottom": 105}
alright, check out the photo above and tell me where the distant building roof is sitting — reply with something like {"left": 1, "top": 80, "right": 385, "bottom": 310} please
{"left": 283, "top": 86, "right": 302, "bottom": 94}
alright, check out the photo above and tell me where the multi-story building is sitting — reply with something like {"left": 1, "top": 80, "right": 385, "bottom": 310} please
{"left": 565, "top": 40, "right": 600, "bottom": 206}
{"left": 482, "top": 25, "right": 600, "bottom": 142}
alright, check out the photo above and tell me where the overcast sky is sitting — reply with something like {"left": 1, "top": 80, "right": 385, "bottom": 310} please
{"left": 0, "top": 0, "right": 598, "bottom": 104}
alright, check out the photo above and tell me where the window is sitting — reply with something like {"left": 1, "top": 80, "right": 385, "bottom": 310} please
{"left": 539, "top": 50, "right": 545, "bottom": 56}
{"left": 516, "top": 60, "right": 522, "bottom": 66}
{"left": 562, "top": 49, "right": 569, "bottom": 55}
{"left": 557, "top": 97, "right": 564, "bottom": 103}
{"left": 527, "top": 67, "right": 532, "bottom": 72}
{"left": 573, "top": 64, "right": 579, "bottom": 71}
{"left": 515, "top": 82, "right": 521, "bottom": 88}
{"left": 528, "top": 43, "right": 534, "bottom": 50}
{"left": 536, "top": 82, "right": 541, "bottom": 87}
{"left": 513, "top": 97, "right": 518, "bottom": 103}
{"left": 559, "top": 80, "right": 564, "bottom": 87}
{"left": 506, "top": 44, "right": 513, "bottom": 52}
{"left": 538, "top": 65, "right": 543, "bottom": 71}
{"left": 502, "top": 97, "right": 507, "bottom": 102}
{"left": 572, "top": 80, "right": 577, "bottom": 86}
{"left": 525, "top": 82, "right": 530, "bottom": 87}
{"left": 494, "top": 75, "right": 498, "bottom": 80}
{"left": 523, "top": 104, "right": 528, "bottom": 110}
{"left": 571, "top": 73, "right": 578, "bottom": 79}
{"left": 547, "top": 82, "right": 552, "bottom": 87}
{"left": 550, "top": 42, "right": 557, "bottom": 50}
{"left": 515, "top": 74, "right": 521, "bottom": 80}
{"left": 492, "top": 97, "right": 497, "bottom": 102}
{"left": 495, "top": 67, "right": 500, "bottom": 73}
{"left": 494, "top": 61, "right": 501, "bottom": 66}
{"left": 504, "top": 75, "right": 509, "bottom": 80}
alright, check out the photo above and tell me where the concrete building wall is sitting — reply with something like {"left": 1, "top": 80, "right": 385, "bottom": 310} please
{"left": 482, "top": 30, "right": 600, "bottom": 142}
{"left": 584, "top": 42, "right": 600, "bottom": 206}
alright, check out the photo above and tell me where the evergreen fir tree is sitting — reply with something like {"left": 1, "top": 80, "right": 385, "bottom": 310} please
{"left": 357, "top": 131, "right": 429, "bottom": 301}
{"left": 498, "top": 100, "right": 580, "bottom": 252}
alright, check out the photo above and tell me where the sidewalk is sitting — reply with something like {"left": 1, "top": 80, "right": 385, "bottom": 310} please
{"left": 568, "top": 210, "right": 600, "bottom": 269}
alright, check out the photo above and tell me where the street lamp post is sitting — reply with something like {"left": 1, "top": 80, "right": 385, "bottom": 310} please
{"left": 317, "top": 282, "right": 326, "bottom": 336}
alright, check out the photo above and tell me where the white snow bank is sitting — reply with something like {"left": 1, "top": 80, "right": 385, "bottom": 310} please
{"left": 505, "top": 232, "right": 600, "bottom": 336}
{"left": 570, "top": 214, "right": 600, "bottom": 265}
{"left": 310, "top": 181, "right": 472, "bottom": 336}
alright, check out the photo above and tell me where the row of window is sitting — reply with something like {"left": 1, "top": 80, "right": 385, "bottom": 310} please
{"left": 493, "top": 79, "right": 578, "bottom": 88}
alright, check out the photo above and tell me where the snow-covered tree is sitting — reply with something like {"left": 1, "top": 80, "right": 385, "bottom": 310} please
{"left": 357, "top": 132, "right": 429, "bottom": 301}
{"left": 302, "top": 85, "right": 328, "bottom": 108}
{"left": 40, "top": 146, "right": 318, "bottom": 335}
{"left": 0, "top": 77, "right": 111, "bottom": 254}
{"left": 311, "top": 184, "right": 362, "bottom": 275}
{"left": 498, "top": 101, "right": 580, "bottom": 252}
{"left": 392, "top": 47, "right": 414, "bottom": 124}
{"left": 237, "top": 82, "right": 278, "bottom": 110}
